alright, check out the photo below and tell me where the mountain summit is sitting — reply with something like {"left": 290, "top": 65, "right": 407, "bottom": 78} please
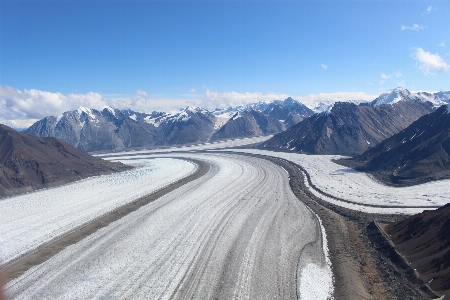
{"left": 260, "top": 88, "right": 441, "bottom": 155}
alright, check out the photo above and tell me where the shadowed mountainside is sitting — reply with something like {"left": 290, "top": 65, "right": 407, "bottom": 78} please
{"left": 338, "top": 105, "right": 450, "bottom": 185}
{"left": 260, "top": 100, "right": 434, "bottom": 155}
{"left": 0, "top": 124, "right": 131, "bottom": 198}
{"left": 383, "top": 203, "right": 450, "bottom": 296}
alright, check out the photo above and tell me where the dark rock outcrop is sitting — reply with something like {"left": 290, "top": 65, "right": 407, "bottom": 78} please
{"left": 339, "top": 105, "right": 450, "bottom": 185}
{"left": 0, "top": 124, "right": 131, "bottom": 198}
{"left": 384, "top": 203, "right": 450, "bottom": 296}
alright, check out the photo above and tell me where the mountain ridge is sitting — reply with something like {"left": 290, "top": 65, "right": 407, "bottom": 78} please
{"left": 259, "top": 88, "right": 444, "bottom": 155}
{"left": 0, "top": 124, "right": 131, "bottom": 198}
{"left": 337, "top": 105, "right": 450, "bottom": 185}
{"left": 24, "top": 97, "right": 314, "bottom": 152}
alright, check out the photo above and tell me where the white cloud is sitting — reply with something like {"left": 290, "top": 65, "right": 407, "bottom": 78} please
{"left": 201, "top": 89, "right": 289, "bottom": 109}
{"left": 321, "top": 64, "right": 328, "bottom": 70}
{"left": 0, "top": 86, "right": 383, "bottom": 129}
{"left": 422, "top": 5, "right": 434, "bottom": 15}
{"left": 438, "top": 41, "right": 445, "bottom": 47}
{"left": 296, "top": 91, "right": 378, "bottom": 106}
{"left": 379, "top": 73, "right": 391, "bottom": 84}
{"left": 379, "top": 71, "right": 401, "bottom": 85}
{"left": 401, "top": 24, "right": 425, "bottom": 31}
{"left": 190, "top": 88, "right": 197, "bottom": 93}
{"left": 366, "top": 81, "right": 373, "bottom": 86}
{"left": 380, "top": 73, "right": 391, "bottom": 80}
{"left": 411, "top": 47, "right": 449, "bottom": 75}
{"left": 0, "top": 86, "right": 205, "bottom": 128}
{"left": 0, "top": 86, "right": 109, "bottom": 128}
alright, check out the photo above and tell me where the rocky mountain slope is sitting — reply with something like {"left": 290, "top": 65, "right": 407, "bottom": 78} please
{"left": 25, "top": 98, "right": 312, "bottom": 152}
{"left": 210, "top": 108, "right": 284, "bottom": 141}
{"left": 260, "top": 88, "right": 445, "bottom": 155}
{"left": 338, "top": 105, "right": 450, "bottom": 185}
{"left": 0, "top": 124, "right": 131, "bottom": 198}
{"left": 255, "top": 97, "right": 314, "bottom": 127}
{"left": 383, "top": 203, "right": 450, "bottom": 296}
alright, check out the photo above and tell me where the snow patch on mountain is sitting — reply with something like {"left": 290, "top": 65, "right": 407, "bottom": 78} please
{"left": 77, "top": 106, "right": 96, "bottom": 120}
{"left": 213, "top": 112, "right": 233, "bottom": 130}
{"left": 103, "top": 106, "right": 116, "bottom": 117}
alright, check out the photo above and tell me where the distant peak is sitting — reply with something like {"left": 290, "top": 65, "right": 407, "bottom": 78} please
{"left": 102, "top": 106, "right": 116, "bottom": 116}
{"left": 372, "top": 88, "right": 413, "bottom": 106}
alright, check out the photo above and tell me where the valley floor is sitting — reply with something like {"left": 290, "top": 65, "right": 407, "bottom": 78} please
{"left": 2, "top": 137, "right": 449, "bottom": 299}
{"left": 4, "top": 151, "right": 333, "bottom": 299}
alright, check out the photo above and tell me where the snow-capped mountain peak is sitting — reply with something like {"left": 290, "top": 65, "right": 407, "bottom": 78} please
{"left": 371, "top": 87, "right": 413, "bottom": 106}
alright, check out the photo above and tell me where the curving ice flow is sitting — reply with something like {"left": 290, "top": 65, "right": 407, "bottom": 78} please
{"left": 0, "top": 158, "right": 196, "bottom": 265}
{"left": 6, "top": 152, "right": 333, "bottom": 300}
{"left": 227, "top": 149, "right": 450, "bottom": 214}
{"left": 95, "top": 135, "right": 272, "bottom": 157}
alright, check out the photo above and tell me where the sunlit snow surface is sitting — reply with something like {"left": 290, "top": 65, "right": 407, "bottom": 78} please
{"left": 0, "top": 158, "right": 196, "bottom": 265}
{"left": 227, "top": 149, "right": 450, "bottom": 214}
{"left": 6, "top": 151, "right": 333, "bottom": 300}
{"left": 96, "top": 135, "right": 272, "bottom": 157}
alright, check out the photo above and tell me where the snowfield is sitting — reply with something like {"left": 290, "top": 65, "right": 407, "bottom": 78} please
{"left": 6, "top": 152, "right": 333, "bottom": 300}
{"left": 0, "top": 158, "right": 196, "bottom": 265}
{"left": 226, "top": 149, "right": 450, "bottom": 214}
{"left": 96, "top": 135, "right": 272, "bottom": 157}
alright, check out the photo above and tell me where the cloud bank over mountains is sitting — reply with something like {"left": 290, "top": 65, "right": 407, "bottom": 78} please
{"left": 0, "top": 85, "right": 378, "bottom": 128}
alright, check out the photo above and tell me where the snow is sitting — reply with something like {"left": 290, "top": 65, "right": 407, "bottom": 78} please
{"left": 372, "top": 87, "right": 408, "bottom": 106}
{"left": 77, "top": 106, "right": 96, "bottom": 120}
{"left": 102, "top": 106, "right": 116, "bottom": 117}
{"left": 324, "top": 104, "right": 334, "bottom": 115}
{"left": 143, "top": 115, "right": 162, "bottom": 127}
{"left": 299, "top": 205, "right": 334, "bottom": 299}
{"left": 213, "top": 112, "right": 233, "bottom": 130}
{"left": 231, "top": 111, "right": 242, "bottom": 120}
{"left": 96, "top": 135, "right": 272, "bottom": 157}
{"left": 184, "top": 106, "right": 208, "bottom": 114}
{"left": 6, "top": 152, "right": 331, "bottom": 299}
{"left": 128, "top": 114, "right": 137, "bottom": 121}
{"left": 176, "top": 111, "right": 190, "bottom": 122}
{"left": 226, "top": 149, "right": 450, "bottom": 214}
{"left": 0, "top": 158, "right": 196, "bottom": 265}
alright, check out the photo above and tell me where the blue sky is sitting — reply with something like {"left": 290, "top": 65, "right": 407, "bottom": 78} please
{"left": 0, "top": 0, "right": 449, "bottom": 127}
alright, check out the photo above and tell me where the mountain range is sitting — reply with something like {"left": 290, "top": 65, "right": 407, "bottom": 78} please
{"left": 24, "top": 98, "right": 314, "bottom": 152}
{"left": 259, "top": 88, "right": 449, "bottom": 155}
{"left": 22, "top": 88, "right": 450, "bottom": 154}
{"left": 0, "top": 124, "right": 131, "bottom": 198}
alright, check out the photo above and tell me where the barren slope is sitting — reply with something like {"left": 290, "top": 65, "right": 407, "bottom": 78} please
{"left": 0, "top": 124, "right": 130, "bottom": 198}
